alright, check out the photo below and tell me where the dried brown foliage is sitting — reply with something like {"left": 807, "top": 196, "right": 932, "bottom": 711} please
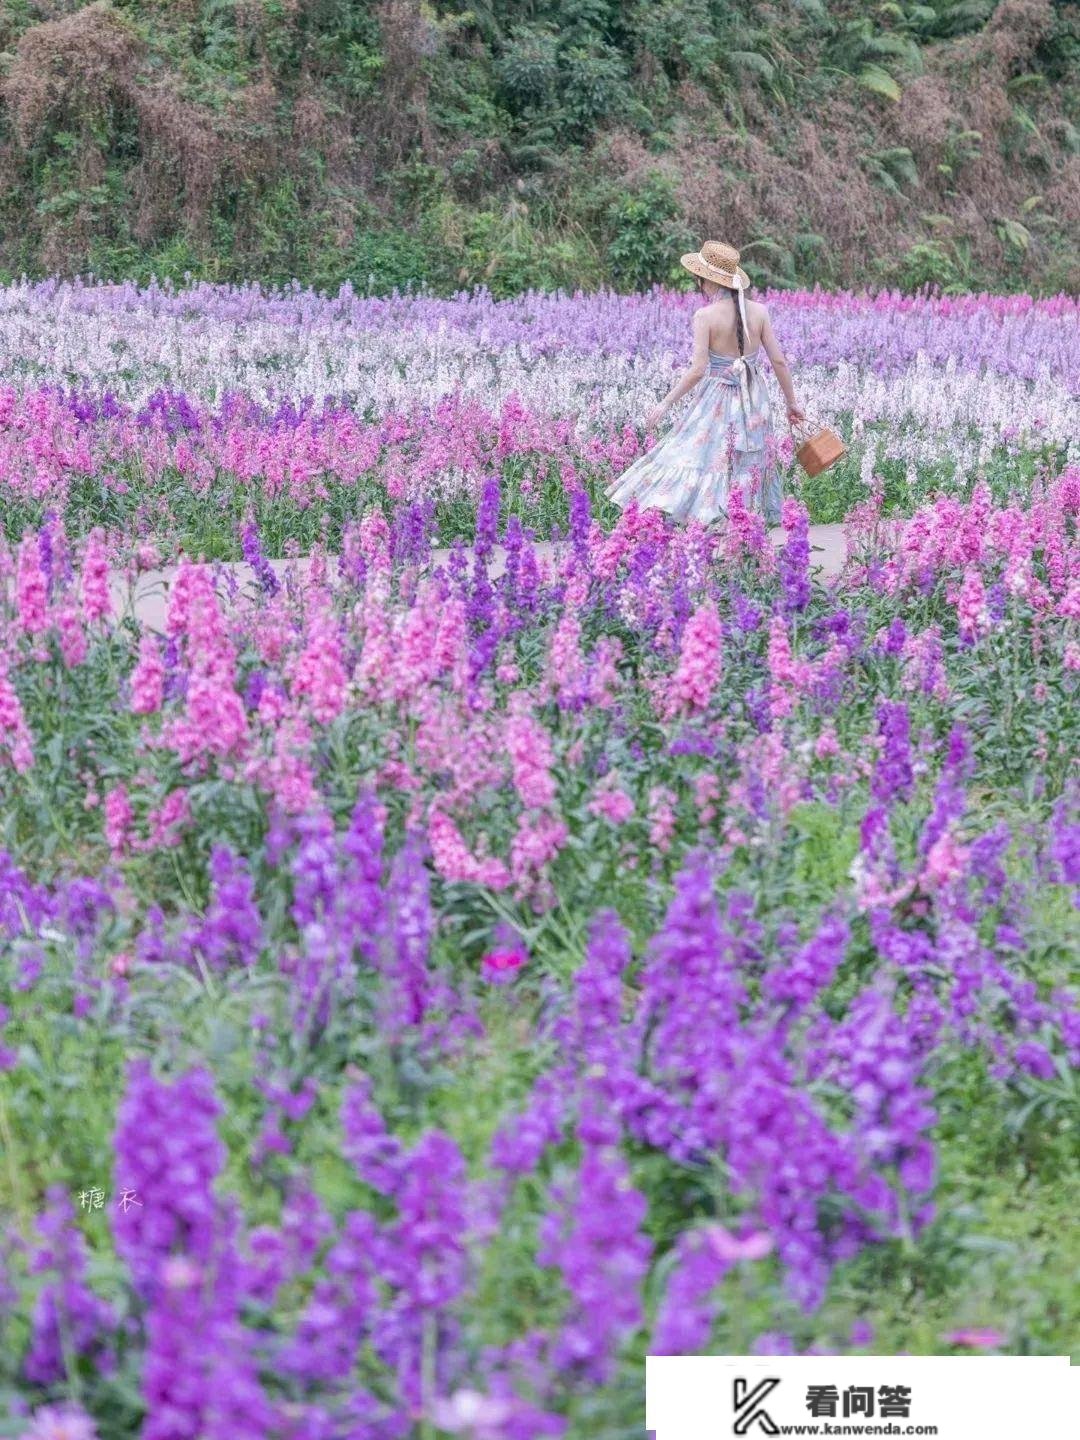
{"left": 983, "top": 0, "right": 1056, "bottom": 67}
{"left": 0, "top": 0, "right": 295, "bottom": 252}
{"left": 129, "top": 86, "right": 226, "bottom": 242}
{"left": 0, "top": 0, "right": 1072, "bottom": 287}
{"left": 366, "top": 0, "right": 438, "bottom": 167}
{"left": 670, "top": 103, "right": 880, "bottom": 276}
{"left": 1, "top": 1, "right": 142, "bottom": 147}
{"left": 0, "top": 3, "right": 144, "bottom": 263}
{"left": 659, "top": 0, "right": 1077, "bottom": 289}
{"left": 888, "top": 0, "right": 1077, "bottom": 276}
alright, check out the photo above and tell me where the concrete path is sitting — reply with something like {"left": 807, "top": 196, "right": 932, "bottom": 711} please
{"left": 110, "top": 524, "right": 847, "bottom": 632}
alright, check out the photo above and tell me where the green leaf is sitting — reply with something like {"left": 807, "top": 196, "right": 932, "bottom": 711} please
{"left": 728, "top": 50, "right": 776, "bottom": 82}
{"left": 996, "top": 218, "right": 1031, "bottom": 253}
{"left": 857, "top": 64, "right": 902, "bottom": 101}
{"left": 957, "top": 1234, "right": 1020, "bottom": 1255}
{"left": 1011, "top": 104, "right": 1040, "bottom": 138}
{"left": 870, "top": 146, "right": 920, "bottom": 188}
{"left": 1007, "top": 73, "right": 1046, "bottom": 95}
{"left": 867, "top": 33, "right": 923, "bottom": 73}
{"left": 742, "top": 237, "right": 793, "bottom": 266}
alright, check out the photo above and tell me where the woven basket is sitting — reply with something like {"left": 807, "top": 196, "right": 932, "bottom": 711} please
{"left": 792, "top": 419, "right": 846, "bottom": 478}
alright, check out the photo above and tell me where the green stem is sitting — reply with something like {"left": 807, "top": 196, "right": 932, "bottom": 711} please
{"left": 420, "top": 1310, "right": 438, "bottom": 1440}
{"left": 0, "top": 1083, "right": 32, "bottom": 1238}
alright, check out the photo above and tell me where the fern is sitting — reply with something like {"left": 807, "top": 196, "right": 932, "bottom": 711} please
{"left": 792, "top": 0, "right": 828, "bottom": 22}
{"left": 925, "top": 0, "right": 996, "bottom": 39}
{"left": 825, "top": 17, "right": 921, "bottom": 100}
{"left": 727, "top": 49, "right": 776, "bottom": 82}
{"left": 863, "top": 32, "right": 924, "bottom": 74}
{"left": 857, "top": 64, "right": 902, "bottom": 102}
{"left": 1007, "top": 74, "right": 1048, "bottom": 97}
{"left": 741, "top": 236, "right": 792, "bottom": 267}
{"left": 867, "top": 146, "right": 920, "bottom": 193}
{"left": 1010, "top": 105, "right": 1042, "bottom": 139}
{"left": 996, "top": 217, "right": 1032, "bottom": 254}
{"left": 904, "top": 5, "right": 939, "bottom": 31}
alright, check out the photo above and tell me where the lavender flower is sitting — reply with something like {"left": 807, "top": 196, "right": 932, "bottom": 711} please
{"left": 240, "top": 521, "right": 279, "bottom": 596}
{"left": 764, "top": 914, "right": 850, "bottom": 1013}
{"left": 871, "top": 701, "right": 913, "bottom": 804}
{"left": 779, "top": 500, "right": 811, "bottom": 613}
{"left": 25, "top": 1189, "right": 117, "bottom": 1386}
{"left": 179, "top": 847, "right": 263, "bottom": 971}
{"left": 112, "top": 1060, "right": 227, "bottom": 1297}
{"left": 341, "top": 1073, "right": 404, "bottom": 1197}
{"left": 537, "top": 1111, "right": 651, "bottom": 1385}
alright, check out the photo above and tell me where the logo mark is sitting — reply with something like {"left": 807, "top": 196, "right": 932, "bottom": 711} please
{"left": 733, "top": 1377, "right": 781, "bottom": 1435}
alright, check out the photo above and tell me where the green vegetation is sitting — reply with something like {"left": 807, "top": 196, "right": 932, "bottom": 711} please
{"left": 0, "top": 0, "right": 1075, "bottom": 294}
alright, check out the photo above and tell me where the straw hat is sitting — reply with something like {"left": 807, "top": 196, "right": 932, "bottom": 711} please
{"left": 680, "top": 240, "right": 750, "bottom": 290}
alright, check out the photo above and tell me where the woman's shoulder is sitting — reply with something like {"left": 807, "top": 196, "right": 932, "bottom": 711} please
{"left": 692, "top": 299, "right": 733, "bottom": 325}
{"left": 745, "top": 296, "right": 769, "bottom": 319}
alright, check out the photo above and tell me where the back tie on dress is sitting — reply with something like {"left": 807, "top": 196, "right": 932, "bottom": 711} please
{"left": 707, "top": 349, "right": 763, "bottom": 424}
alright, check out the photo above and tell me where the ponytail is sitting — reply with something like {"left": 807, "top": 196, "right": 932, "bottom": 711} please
{"left": 730, "top": 286, "right": 745, "bottom": 356}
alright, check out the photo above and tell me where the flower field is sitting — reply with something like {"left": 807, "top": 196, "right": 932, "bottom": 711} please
{"left": 0, "top": 283, "right": 1075, "bottom": 557}
{"left": 0, "top": 281, "right": 1077, "bottom": 1440}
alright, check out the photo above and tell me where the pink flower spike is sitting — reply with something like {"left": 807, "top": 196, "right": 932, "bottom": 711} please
{"left": 705, "top": 1223, "right": 774, "bottom": 1263}
{"left": 130, "top": 632, "right": 164, "bottom": 715}
{"left": 109, "top": 952, "right": 133, "bottom": 979}
{"left": 664, "top": 599, "right": 723, "bottom": 717}
{"left": 0, "top": 664, "right": 34, "bottom": 773}
{"left": 81, "top": 528, "right": 111, "bottom": 626}
{"left": 921, "top": 831, "right": 969, "bottom": 890}
{"left": 945, "top": 1328, "right": 1005, "bottom": 1349}
{"left": 103, "top": 784, "right": 134, "bottom": 857}
{"left": 16, "top": 534, "right": 48, "bottom": 636}
{"left": 20, "top": 1404, "right": 99, "bottom": 1440}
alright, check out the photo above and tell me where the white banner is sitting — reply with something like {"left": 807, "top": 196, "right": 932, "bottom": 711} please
{"left": 647, "top": 1356, "right": 1079, "bottom": 1440}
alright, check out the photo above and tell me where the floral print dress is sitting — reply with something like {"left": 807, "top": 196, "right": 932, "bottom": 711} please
{"left": 606, "top": 349, "right": 781, "bottom": 527}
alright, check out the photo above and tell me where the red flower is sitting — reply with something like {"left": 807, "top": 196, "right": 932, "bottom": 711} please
{"left": 481, "top": 948, "right": 527, "bottom": 983}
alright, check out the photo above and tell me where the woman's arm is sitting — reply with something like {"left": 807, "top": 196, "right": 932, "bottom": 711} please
{"left": 645, "top": 309, "right": 710, "bottom": 429}
{"left": 760, "top": 307, "right": 805, "bottom": 424}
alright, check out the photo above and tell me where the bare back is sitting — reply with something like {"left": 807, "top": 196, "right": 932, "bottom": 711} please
{"left": 700, "top": 295, "right": 767, "bottom": 356}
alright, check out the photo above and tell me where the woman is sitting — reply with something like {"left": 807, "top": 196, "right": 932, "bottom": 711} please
{"left": 606, "top": 241, "right": 804, "bottom": 528}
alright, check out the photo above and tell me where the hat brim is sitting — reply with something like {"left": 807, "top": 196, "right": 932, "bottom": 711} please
{"left": 680, "top": 253, "right": 750, "bottom": 289}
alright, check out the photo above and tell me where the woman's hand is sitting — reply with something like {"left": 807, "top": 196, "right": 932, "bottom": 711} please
{"left": 644, "top": 404, "right": 667, "bottom": 431}
{"left": 787, "top": 405, "right": 806, "bottom": 426}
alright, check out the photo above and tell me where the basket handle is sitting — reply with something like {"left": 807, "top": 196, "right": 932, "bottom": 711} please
{"left": 789, "top": 417, "right": 826, "bottom": 443}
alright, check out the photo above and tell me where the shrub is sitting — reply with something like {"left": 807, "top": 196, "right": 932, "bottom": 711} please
{"left": 607, "top": 175, "right": 682, "bottom": 291}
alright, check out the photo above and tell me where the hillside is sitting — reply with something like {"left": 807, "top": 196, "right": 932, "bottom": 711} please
{"left": 0, "top": 0, "right": 1076, "bottom": 294}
